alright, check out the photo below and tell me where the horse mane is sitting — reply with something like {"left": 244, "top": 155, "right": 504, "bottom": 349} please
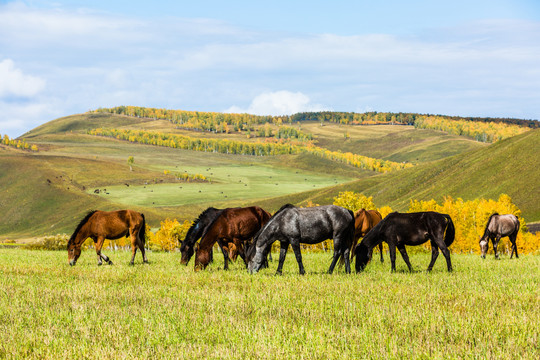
{"left": 273, "top": 203, "right": 295, "bottom": 217}
{"left": 481, "top": 213, "right": 499, "bottom": 239}
{"left": 184, "top": 207, "right": 218, "bottom": 240}
{"left": 68, "top": 210, "right": 98, "bottom": 246}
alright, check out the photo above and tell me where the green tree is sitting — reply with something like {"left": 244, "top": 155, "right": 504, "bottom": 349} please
{"left": 127, "top": 156, "right": 134, "bottom": 171}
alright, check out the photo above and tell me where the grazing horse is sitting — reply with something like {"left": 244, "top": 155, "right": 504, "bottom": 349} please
{"left": 480, "top": 213, "right": 520, "bottom": 259}
{"left": 247, "top": 204, "right": 355, "bottom": 275}
{"left": 355, "top": 211, "right": 455, "bottom": 273}
{"left": 352, "top": 209, "right": 383, "bottom": 262}
{"left": 67, "top": 210, "right": 147, "bottom": 266}
{"left": 180, "top": 207, "right": 224, "bottom": 265}
{"left": 194, "top": 206, "right": 272, "bottom": 270}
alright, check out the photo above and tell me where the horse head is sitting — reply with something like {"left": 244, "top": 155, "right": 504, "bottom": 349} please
{"left": 67, "top": 241, "right": 82, "bottom": 266}
{"left": 354, "top": 242, "right": 371, "bottom": 273}
{"left": 180, "top": 241, "right": 198, "bottom": 265}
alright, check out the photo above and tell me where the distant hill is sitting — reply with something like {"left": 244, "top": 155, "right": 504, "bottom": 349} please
{"left": 275, "top": 129, "right": 540, "bottom": 221}
{"left": 1, "top": 112, "right": 538, "bottom": 238}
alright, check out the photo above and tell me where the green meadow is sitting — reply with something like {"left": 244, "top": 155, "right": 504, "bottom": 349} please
{"left": 0, "top": 249, "right": 538, "bottom": 359}
{"left": 96, "top": 163, "right": 350, "bottom": 207}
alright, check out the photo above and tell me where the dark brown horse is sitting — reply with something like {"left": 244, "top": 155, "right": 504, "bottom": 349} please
{"left": 180, "top": 207, "right": 224, "bottom": 265}
{"left": 194, "top": 206, "right": 272, "bottom": 270}
{"left": 355, "top": 211, "right": 455, "bottom": 273}
{"left": 352, "top": 209, "right": 383, "bottom": 262}
{"left": 480, "top": 213, "right": 520, "bottom": 259}
{"left": 67, "top": 210, "right": 147, "bottom": 266}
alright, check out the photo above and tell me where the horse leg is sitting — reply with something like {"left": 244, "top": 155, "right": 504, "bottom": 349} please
{"left": 388, "top": 242, "right": 397, "bottom": 272}
{"left": 440, "top": 246, "right": 453, "bottom": 272}
{"left": 276, "top": 242, "right": 289, "bottom": 275}
{"left": 138, "top": 241, "right": 148, "bottom": 264}
{"left": 129, "top": 239, "right": 138, "bottom": 266}
{"left": 327, "top": 247, "right": 341, "bottom": 275}
{"left": 378, "top": 243, "right": 384, "bottom": 263}
{"left": 427, "top": 241, "right": 440, "bottom": 271}
{"left": 95, "top": 237, "right": 111, "bottom": 266}
{"left": 493, "top": 235, "right": 501, "bottom": 259}
{"left": 510, "top": 234, "right": 518, "bottom": 259}
{"left": 397, "top": 244, "right": 413, "bottom": 272}
{"left": 291, "top": 242, "right": 306, "bottom": 275}
{"left": 222, "top": 244, "right": 230, "bottom": 270}
{"left": 432, "top": 236, "right": 452, "bottom": 272}
{"left": 350, "top": 237, "right": 359, "bottom": 260}
{"left": 343, "top": 244, "right": 351, "bottom": 274}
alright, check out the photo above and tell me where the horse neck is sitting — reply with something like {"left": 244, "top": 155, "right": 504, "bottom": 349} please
{"left": 198, "top": 224, "right": 220, "bottom": 251}
{"left": 482, "top": 215, "right": 497, "bottom": 239}
{"left": 73, "top": 226, "right": 91, "bottom": 247}
{"left": 361, "top": 228, "right": 381, "bottom": 250}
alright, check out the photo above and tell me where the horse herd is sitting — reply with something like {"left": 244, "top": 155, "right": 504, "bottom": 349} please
{"left": 67, "top": 205, "right": 521, "bottom": 273}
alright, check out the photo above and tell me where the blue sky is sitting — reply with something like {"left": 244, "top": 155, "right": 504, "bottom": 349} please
{"left": 1, "top": 0, "right": 539, "bottom": 137}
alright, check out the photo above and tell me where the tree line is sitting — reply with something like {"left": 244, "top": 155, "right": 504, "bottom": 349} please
{"left": 131, "top": 192, "right": 539, "bottom": 254}
{"left": 94, "top": 106, "right": 536, "bottom": 143}
{"left": 1, "top": 134, "right": 38, "bottom": 151}
{"left": 88, "top": 128, "right": 412, "bottom": 173}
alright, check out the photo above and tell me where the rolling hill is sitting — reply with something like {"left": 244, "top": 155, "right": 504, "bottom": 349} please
{"left": 1, "top": 112, "right": 538, "bottom": 238}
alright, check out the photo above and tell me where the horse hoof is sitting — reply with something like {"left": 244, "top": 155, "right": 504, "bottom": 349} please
{"left": 108, "top": 260, "right": 113, "bottom": 265}
{"left": 97, "top": 262, "right": 102, "bottom": 266}
{"left": 144, "top": 260, "right": 149, "bottom": 264}
{"left": 275, "top": 271, "right": 283, "bottom": 276}
{"left": 129, "top": 262, "right": 134, "bottom": 266}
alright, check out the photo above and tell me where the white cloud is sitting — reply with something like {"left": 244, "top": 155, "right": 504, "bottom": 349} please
{"left": 0, "top": 59, "right": 45, "bottom": 98}
{"left": 225, "top": 91, "right": 329, "bottom": 116}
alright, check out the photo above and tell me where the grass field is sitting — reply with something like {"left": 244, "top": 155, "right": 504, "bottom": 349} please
{"left": 0, "top": 248, "right": 538, "bottom": 359}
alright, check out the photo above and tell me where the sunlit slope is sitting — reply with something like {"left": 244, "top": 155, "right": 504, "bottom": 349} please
{"left": 290, "top": 129, "right": 539, "bottom": 221}
{"left": 301, "top": 122, "right": 486, "bottom": 163}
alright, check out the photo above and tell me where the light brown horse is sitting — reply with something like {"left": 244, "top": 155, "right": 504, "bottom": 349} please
{"left": 480, "top": 213, "right": 520, "bottom": 259}
{"left": 67, "top": 210, "right": 147, "bottom": 266}
{"left": 351, "top": 209, "right": 383, "bottom": 262}
{"left": 194, "top": 206, "right": 272, "bottom": 270}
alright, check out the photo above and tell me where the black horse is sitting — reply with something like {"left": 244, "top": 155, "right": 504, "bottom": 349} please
{"left": 355, "top": 211, "right": 455, "bottom": 273}
{"left": 247, "top": 204, "right": 355, "bottom": 275}
{"left": 480, "top": 213, "right": 520, "bottom": 259}
{"left": 180, "top": 207, "right": 224, "bottom": 265}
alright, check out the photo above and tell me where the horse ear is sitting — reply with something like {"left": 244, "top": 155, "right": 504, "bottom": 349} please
{"left": 194, "top": 242, "right": 199, "bottom": 251}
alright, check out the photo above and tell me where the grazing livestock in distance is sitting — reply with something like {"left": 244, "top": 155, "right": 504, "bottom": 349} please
{"left": 355, "top": 211, "right": 455, "bottom": 273}
{"left": 194, "top": 206, "right": 272, "bottom": 271}
{"left": 247, "top": 204, "right": 355, "bottom": 275}
{"left": 480, "top": 213, "right": 520, "bottom": 259}
{"left": 352, "top": 209, "right": 383, "bottom": 262}
{"left": 68, "top": 210, "right": 147, "bottom": 266}
{"left": 180, "top": 207, "right": 224, "bottom": 265}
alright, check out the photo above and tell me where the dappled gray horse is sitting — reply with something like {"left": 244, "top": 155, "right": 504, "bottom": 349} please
{"left": 247, "top": 204, "right": 355, "bottom": 275}
{"left": 480, "top": 213, "right": 520, "bottom": 259}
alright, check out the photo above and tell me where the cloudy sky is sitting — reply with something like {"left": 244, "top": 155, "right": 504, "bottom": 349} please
{"left": 1, "top": 0, "right": 539, "bottom": 137}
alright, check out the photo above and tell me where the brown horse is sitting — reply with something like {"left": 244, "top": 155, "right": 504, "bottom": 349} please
{"left": 351, "top": 209, "right": 383, "bottom": 262}
{"left": 67, "top": 210, "right": 147, "bottom": 266}
{"left": 194, "top": 206, "right": 271, "bottom": 270}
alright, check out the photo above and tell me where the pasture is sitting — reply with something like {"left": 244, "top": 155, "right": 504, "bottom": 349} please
{"left": 0, "top": 248, "right": 538, "bottom": 359}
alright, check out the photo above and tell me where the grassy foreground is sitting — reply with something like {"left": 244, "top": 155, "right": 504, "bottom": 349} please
{"left": 0, "top": 249, "right": 538, "bottom": 359}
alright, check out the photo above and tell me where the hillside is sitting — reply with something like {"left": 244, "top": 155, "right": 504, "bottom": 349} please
{"left": 283, "top": 129, "right": 540, "bottom": 221}
{"left": 1, "top": 112, "right": 538, "bottom": 238}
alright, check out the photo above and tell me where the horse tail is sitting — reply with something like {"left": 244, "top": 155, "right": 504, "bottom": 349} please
{"left": 339, "top": 209, "right": 356, "bottom": 266}
{"left": 444, "top": 215, "right": 455, "bottom": 247}
{"left": 139, "top": 213, "right": 146, "bottom": 246}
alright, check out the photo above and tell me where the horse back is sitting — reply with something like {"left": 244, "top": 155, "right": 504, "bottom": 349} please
{"left": 491, "top": 214, "right": 520, "bottom": 236}
{"left": 91, "top": 210, "right": 143, "bottom": 239}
